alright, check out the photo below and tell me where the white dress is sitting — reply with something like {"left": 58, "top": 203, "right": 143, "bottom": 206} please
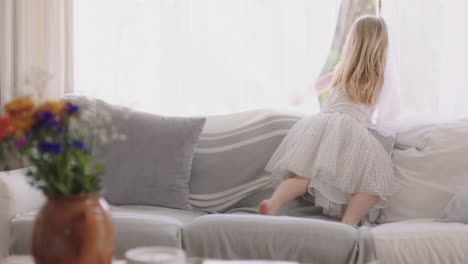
{"left": 265, "top": 88, "right": 396, "bottom": 223}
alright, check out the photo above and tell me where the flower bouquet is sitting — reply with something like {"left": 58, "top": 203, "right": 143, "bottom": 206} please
{"left": 0, "top": 96, "right": 114, "bottom": 264}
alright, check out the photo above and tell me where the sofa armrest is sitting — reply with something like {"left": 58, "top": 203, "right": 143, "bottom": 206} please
{"left": 0, "top": 169, "right": 45, "bottom": 257}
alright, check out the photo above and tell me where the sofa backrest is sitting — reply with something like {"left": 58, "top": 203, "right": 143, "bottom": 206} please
{"left": 379, "top": 117, "right": 468, "bottom": 223}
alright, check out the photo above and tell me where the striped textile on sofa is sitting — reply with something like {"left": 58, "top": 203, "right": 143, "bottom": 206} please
{"left": 189, "top": 111, "right": 301, "bottom": 213}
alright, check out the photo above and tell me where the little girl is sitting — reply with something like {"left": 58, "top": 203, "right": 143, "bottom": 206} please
{"left": 258, "top": 16, "right": 395, "bottom": 226}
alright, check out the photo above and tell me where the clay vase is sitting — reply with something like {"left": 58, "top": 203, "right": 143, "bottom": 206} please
{"left": 32, "top": 193, "right": 115, "bottom": 264}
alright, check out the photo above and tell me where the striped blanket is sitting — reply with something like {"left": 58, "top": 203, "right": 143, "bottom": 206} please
{"left": 189, "top": 110, "right": 301, "bottom": 213}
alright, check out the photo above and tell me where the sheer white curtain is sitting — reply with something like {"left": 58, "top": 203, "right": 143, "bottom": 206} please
{"left": 74, "top": 0, "right": 341, "bottom": 116}
{"left": 0, "top": 0, "right": 74, "bottom": 107}
{"left": 383, "top": 0, "right": 468, "bottom": 118}
{"left": 378, "top": 0, "right": 401, "bottom": 124}
{"left": 438, "top": 0, "right": 468, "bottom": 116}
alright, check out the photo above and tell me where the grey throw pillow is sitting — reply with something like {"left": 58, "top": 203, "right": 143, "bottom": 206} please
{"left": 441, "top": 183, "right": 468, "bottom": 224}
{"left": 95, "top": 100, "right": 205, "bottom": 210}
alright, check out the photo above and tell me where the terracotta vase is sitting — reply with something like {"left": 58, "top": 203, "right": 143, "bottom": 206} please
{"left": 32, "top": 193, "right": 115, "bottom": 264}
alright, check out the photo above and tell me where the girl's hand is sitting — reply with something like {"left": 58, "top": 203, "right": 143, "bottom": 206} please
{"left": 290, "top": 92, "right": 304, "bottom": 106}
{"left": 315, "top": 72, "right": 334, "bottom": 93}
{"left": 290, "top": 71, "right": 334, "bottom": 106}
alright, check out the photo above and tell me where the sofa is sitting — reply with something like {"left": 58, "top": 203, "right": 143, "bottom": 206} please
{"left": 1, "top": 101, "right": 467, "bottom": 264}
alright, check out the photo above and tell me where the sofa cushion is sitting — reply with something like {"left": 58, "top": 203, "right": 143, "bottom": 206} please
{"left": 372, "top": 220, "right": 468, "bottom": 264}
{"left": 182, "top": 214, "right": 358, "bottom": 263}
{"left": 381, "top": 115, "right": 443, "bottom": 150}
{"left": 95, "top": 99, "right": 206, "bottom": 210}
{"left": 65, "top": 95, "right": 207, "bottom": 210}
{"left": 10, "top": 206, "right": 205, "bottom": 258}
{"left": 0, "top": 169, "right": 46, "bottom": 258}
{"left": 441, "top": 183, "right": 468, "bottom": 224}
{"left": 379, "top": 118, "right": 468, "bottom": 223}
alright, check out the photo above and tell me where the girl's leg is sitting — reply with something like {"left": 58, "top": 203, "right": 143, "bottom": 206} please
{"left": 342, "top": 192, "right": 379, "bottom": 226}
{"left": 258, "top": 176, "right": 310, "bottom": 215}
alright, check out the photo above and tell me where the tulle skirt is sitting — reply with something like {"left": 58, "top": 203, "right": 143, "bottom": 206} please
{"left": 265, "top": 112, "right": 396, "bottom": 223}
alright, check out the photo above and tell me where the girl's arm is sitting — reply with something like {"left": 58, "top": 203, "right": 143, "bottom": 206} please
{"left": 290, "top": 71, "right": 334, "bottom": 106}
{"left": 315, "top": 71, "right": 334, "bottom": 93}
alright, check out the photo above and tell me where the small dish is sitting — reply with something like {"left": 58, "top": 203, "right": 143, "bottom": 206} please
{"left": 125, "top": 246, "right": 186, "bottom": 264}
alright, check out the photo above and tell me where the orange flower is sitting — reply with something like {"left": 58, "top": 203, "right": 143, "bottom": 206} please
{"left": 35, "top": 101, "right": 67, "bottom": 116}
{"left": 4, "top": 97, "right": 35, "bottom": 137}
{"left": 0, "top": 116, "right": 11, "bottom": 141}
{"left": 5, "top": 96, "right": 34, "bottom": 116}
{"left": 10, "top": 113, "right": 34, "bottom": 138}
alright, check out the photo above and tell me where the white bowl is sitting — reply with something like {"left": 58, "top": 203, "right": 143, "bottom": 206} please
{"left": 125, "top": 246, "right": 186, "bottom": 264}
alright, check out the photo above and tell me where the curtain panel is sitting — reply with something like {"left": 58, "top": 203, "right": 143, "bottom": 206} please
{"left": 384, "top": 0, "right": 468, "bottom": 118}
{"left": 74, "top": 0, "right": 342, "bottom": 116}
{"left": 0, "top": 0, "right": 74, "bottom": 109}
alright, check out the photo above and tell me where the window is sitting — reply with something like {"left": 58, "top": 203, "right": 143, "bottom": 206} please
{"left": 74, "top": 1, "right": 371, "bottom": 116}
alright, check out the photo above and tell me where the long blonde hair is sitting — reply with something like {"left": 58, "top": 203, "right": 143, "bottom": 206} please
{"left": 330, "top": 16, "right": 388, "bottom": 106}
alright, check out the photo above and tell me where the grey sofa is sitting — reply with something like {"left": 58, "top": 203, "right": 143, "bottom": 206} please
{"left": 1, "top": 107, "right": 468, "bottom": 264}
{"left": 1, "top": 170, "right": 364, "bottom": 264}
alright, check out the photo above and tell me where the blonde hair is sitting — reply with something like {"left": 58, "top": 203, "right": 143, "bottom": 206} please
{"left": 330, "top": 16, "right": 389, "bottom": 106}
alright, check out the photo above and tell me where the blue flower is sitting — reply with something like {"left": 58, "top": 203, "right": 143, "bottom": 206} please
{"left": 37, "top": 111, "right": 54, "bottom": 121}
{"left": 33, "top": 111, "right": 54, "bottom": 131}
{"left": 34, "top": 111, "right": 66, "bottom": 137}
{"left": 54, "top": 125, "right": 66, "bottom": 137}
{"left": 65, "top": 103, "right": 80, "bottom": 114}
{"left": 38, "top": 142, "right": 63, "bottom": 155}
{"left": 45, "top": 120, "right": 60, "bottom": 129}
{"left": 70, "top": 140, "right": 90, "bottom": 153}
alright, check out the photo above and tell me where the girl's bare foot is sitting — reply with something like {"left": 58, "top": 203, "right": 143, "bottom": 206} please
{"left": 257, "top": 176, "right": 310, "bottom": 216}
{"left": 257, "top": 199, "right": 279, "bottom": 215}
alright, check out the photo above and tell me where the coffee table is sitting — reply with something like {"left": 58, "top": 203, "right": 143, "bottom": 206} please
{"left": 2, "top": 255, "right": 299, "bottom": 264}
{"left": 0, "top": 255, "right": 125, "bottom": 264}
